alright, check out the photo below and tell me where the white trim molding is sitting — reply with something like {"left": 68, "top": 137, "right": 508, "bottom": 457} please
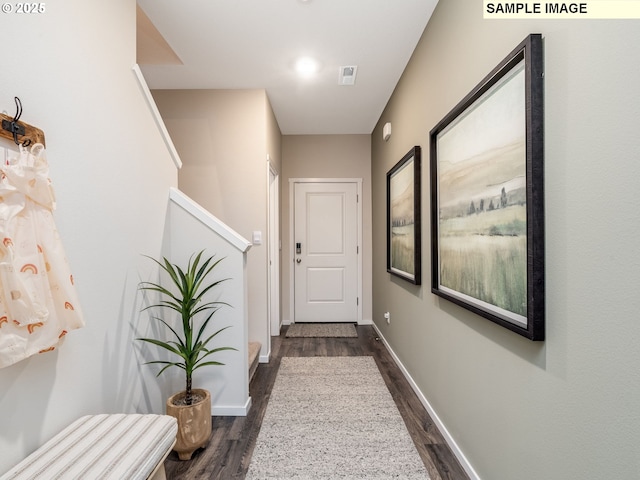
{"left": 288, "top": 178, "right": 363, "bottom": 325}
{"left": 212, "top": 397, "right": 252, "bottom": 416}
{"left": 132, "top": 64, "right": 182, "bottom": 170}
{"left": 169, "top": 188, "right": 252, "bottom": 253}
{"left": 372, "top": 323, "right": 481, "bottom": 480}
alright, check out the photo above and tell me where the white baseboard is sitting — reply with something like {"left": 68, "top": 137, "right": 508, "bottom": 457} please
{"left": 212, "top": 397, "right": 251, "bottom": 416}
{"left": 372, "top": 324, "right": 481, "bottom": 480}
{"left": 259, "top": 353, "right": 270, "bottom": 363}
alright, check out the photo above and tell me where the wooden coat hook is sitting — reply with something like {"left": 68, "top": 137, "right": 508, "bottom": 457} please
{"left": 1, "top": 97, "right": 46, "bottom": 147}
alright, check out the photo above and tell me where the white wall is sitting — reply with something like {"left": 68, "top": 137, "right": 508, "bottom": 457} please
{"left": 154, "top": 190, "right": 251, "bottom": 415}
{"left": 0, "top": 0, "right": 177, "bottom": 473}
{"left": 371, "top": 2, "right": 640, "bottom": 479}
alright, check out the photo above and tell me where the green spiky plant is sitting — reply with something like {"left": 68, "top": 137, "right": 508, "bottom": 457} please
{"left": 138, "top": 251, "right": 236, "bottom": 406}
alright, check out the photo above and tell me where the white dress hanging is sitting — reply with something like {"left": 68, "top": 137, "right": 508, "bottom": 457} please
{"left": 0, "top": 143, "right": 84, "bottom": 368}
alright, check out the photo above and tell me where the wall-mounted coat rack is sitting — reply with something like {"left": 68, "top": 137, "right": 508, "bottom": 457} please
{"left": 0, "top": 97, "right": 46, "bottom": 147}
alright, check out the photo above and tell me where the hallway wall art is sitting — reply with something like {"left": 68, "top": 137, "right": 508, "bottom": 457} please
{"left": 429, "top": 34, "right": 544, "bottom": 340}
{"left": 387, "top": 146, "right": 421, "bottom": 285}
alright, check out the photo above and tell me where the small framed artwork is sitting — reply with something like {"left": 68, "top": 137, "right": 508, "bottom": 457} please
{"left": 387, "top": 146, "right": 421, "bottom": 285}
{"left": 429, "top": 34, "right": 544, "bottom": 340}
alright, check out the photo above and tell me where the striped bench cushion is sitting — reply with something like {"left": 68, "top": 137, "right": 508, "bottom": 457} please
{"left": 1, "top": 414, "right": 177, "bottom": 480}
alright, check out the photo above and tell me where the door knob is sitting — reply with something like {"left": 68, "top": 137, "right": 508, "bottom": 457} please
{"left": 296, "top": 258, "right": 302, "bottom": 264}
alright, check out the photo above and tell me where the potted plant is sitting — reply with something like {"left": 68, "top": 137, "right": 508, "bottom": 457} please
{"left": 138, "top": 250, "right": 236, "bottom": 460}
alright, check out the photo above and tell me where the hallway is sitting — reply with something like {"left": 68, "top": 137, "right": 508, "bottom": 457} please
{"left": 164, "top": 325, "right": 469, "bottom": 479}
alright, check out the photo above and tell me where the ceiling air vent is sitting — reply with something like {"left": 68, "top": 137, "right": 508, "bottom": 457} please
{"left": 338, "top": 65, "right": 358, "bottom": 86}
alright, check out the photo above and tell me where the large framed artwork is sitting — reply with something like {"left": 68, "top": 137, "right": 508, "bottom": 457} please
{"left": 387, "top": 146, "right": 421, "bottom": 285}
{"left": 429, "top": 34, "right": 544, "bottom": 340}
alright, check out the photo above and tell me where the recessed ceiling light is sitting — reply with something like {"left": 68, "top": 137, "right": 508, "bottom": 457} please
{"left": 295, "top": 57, "right": 319, "bottom": 78}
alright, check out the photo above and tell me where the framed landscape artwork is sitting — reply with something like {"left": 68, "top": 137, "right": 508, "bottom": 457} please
{"left": 387, "top": 146, "right": 421, "bottom": 285}
{"left": 429, "top": 34, "right": 544, "bottom": 340}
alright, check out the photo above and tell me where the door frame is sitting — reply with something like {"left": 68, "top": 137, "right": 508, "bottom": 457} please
{"left": 267, "top": 160, "right": 281, "bottom": 339}
{"left": 289, "top": 178, "right": 363, "bottom": 324}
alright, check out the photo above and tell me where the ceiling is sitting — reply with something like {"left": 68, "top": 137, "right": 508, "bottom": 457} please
{"left": 137, "top": 0, "right": 439, "bottom": 135}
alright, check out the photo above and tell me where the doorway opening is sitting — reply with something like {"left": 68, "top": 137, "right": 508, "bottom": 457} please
{"left": 289, "top": 178, "right": 363, "bottom": 324}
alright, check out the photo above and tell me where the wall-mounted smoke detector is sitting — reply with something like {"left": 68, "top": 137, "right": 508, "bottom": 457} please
{"left": 383, "top": 122, "right": 392, "bottom": 141}
{"left": 338, "top": 65, "right": 358, "bottom": 86}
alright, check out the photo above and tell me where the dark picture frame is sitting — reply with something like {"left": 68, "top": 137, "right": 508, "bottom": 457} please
{"left": 387, "top": 146, "right": 421, "bottom": 285}
{"left": 429, "top": 34, "right": 544, "bottom": 340}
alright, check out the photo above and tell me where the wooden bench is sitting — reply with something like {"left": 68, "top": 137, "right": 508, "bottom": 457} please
{"left": 0, "top": 414, "right": 177, "bottom": 480}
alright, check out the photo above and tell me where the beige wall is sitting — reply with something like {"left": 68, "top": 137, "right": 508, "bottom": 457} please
{"left": 151, "top": 89, "right": 281, "bottom": 358}
{"left": 371, "top": 1, "right": 640, "bottom": 479}
{"left": 281, "top": 135, "right": 372, "bottom": 325}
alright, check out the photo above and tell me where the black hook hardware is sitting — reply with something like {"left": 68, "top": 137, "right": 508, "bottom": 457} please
{"left": 1, "top": 97, "right": 31, "bottom": 147}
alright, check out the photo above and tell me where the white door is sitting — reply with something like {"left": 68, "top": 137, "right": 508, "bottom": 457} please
{"left": 294, "top": 182, "right": 358, "bottom": 323}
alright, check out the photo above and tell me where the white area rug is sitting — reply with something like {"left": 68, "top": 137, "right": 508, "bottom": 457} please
{"left": 245, "top": 356, "right": 430, "bottom": 479}
{"left": 285, "top": 323, "right": 358, "bottom": 338}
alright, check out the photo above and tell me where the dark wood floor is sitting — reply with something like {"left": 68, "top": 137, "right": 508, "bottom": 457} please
{"left": 164, "top": 325, "right": 469, "bottom": 479}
